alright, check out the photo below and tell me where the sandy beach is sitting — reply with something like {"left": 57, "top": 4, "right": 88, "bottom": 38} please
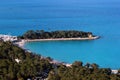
{"left": 24, "top": 36, "right": 100, "bottom": 42}
{"left": 15, "top": 36, "right": 100, "bottom": 49}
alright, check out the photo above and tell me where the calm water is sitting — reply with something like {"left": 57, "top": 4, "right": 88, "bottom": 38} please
{"left": 0, "top": 0, "right": 120, "bottom": 69}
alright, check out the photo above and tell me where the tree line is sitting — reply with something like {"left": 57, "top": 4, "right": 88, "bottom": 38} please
{"left": 19, "top": 30, "right": 93, "bottom": 39}
{"left": 0, "top": 41, "right": 120, "bottom": 80}
{"left": 48, "top": 61, "right": 120, "bottom": 80}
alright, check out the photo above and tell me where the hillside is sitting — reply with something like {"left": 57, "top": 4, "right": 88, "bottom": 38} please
{"left": 0, "top": 41, "right": 120, "bottom": 80}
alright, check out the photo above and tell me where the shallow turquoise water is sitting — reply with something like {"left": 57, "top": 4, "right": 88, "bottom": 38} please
{"left": 24, "top": 39, "right": 120, "bottom": 69}
{"left": 0, "top": 0, "right": 120, "bottom": 69}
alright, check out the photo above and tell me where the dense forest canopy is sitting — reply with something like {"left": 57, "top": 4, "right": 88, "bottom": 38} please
{"left": 0, "top": 41, "right": 52, "bottom": 80}
{"left": 0, "top": 41, "right": 120, "bottom": 80}
{"left": 19, "top": 30, "right": 93, "bottom": 39}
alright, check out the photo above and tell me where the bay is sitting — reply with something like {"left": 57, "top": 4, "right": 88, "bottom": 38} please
{"left": 0, "top": 0, "right": 120, "bottom": 69}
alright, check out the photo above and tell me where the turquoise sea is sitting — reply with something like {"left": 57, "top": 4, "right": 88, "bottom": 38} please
{"left": 0, "top": 0, "right": 120, "bottom": 69}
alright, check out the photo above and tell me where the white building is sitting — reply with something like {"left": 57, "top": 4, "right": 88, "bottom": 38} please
{"left": 0, "top": 34, "right": 18, "bottom": 42}
{"left": 15, "top": 58, "right": 21, "bottom": 63}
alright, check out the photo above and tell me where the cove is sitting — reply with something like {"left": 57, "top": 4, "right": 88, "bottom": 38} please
{"left": 24, "top": 39, "right": 120, "bottom": 69}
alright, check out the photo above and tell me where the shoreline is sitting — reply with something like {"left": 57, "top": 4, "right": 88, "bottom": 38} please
{"left": 15, "top": 36, "right": 100, "bottom": 47}
{"left": 24, "top": 36, "right": 100, "bottom": 42}
{"left": 14, "top": 36, "right": 99, "bottom": 67}
{"left": 14, "top": 39, "right": 73, "bottom": 67}
{"left": 14, "top": 36, "right": 119, "bottom": 74}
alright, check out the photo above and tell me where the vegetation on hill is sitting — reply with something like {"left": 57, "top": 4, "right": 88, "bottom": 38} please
{"left": 48, "top": 62, "right": 120, "bottom": 80}
{"left": 19, "top": 30, "right": 93, "bottom": 39}
{"left": 0, "top": 41, "right": 52, "bottom": 80}
{"left": 0, "top": 41, "right": 120, "bottom": 80}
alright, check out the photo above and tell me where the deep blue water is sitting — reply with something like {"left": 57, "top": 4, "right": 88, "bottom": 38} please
{"left": 0, "top": 0, "right": 120, "bottom": 69}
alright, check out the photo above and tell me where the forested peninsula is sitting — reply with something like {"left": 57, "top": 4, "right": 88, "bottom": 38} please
{"left": 0, "top": 41, "right": 120, "bottom": 80}
{"left": 19, "top": 30, "right": 99, "bottom": 40}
